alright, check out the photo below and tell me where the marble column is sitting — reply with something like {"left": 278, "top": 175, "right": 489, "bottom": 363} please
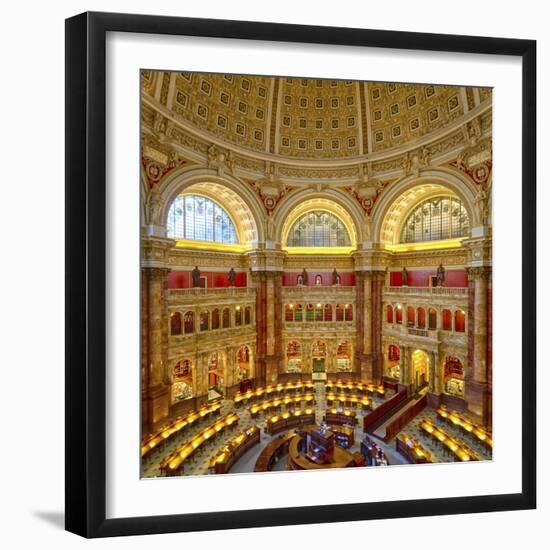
{"left": 141, "top": 267, "right": 171, "bottom": 433}
{"left": 251, "top": 270, "right": 283, "bottom": 386}
{"left": 465, "top": 266, "right": 492, "bottom": 425}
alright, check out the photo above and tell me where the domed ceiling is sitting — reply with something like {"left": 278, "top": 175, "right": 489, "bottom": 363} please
{"left": 142, "top": 70, "right": 491, "bottom": 160}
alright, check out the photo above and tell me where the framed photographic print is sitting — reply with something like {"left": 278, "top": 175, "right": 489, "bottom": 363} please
{"left": 65, "top": 11, "right": 536, "bottom": 538}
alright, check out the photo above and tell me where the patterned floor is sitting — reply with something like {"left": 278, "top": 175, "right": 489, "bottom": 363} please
{"left": 142, "top": 384, "right": 489, "bottom": 478}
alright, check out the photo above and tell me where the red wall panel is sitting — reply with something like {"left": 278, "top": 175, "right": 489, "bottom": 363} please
{"left": 389, "top": 269, "right": 467, "bottom": 288}
{"left": 282, "top": 271, "right": 355, "bottom": 286}
{"left": 167, "top": 270, "right": 247, "bottom": 289}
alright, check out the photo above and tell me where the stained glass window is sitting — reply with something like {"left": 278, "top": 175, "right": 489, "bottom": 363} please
{"left": 400, "top": 196, "right": 469, "bottom": 243}
{"left": 167, "top": 195, "right": 238, "bottom": 243}
{"left": 287, "top": 211, "right": 351, "bottom": 247}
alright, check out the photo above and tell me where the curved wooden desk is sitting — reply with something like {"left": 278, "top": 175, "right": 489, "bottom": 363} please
{"left": 209, "top": 426, "right": 261, "bottom": 474}
{"left": 254, "top": 430, "right": 297, "bottom": 472}
{"left": 141, "top": 402, "right": 222, "bottom": 459}
{"left": 234, "top": 382, "right": 315, "bottom": 406}
{"left": 159, "top": 412, "right": 239, "bottom": 476}
{"left": 325, "top": 407, "right": 357, "bottom": 425}
{"left": 287, "top": 430, "right": 356, "bottom": 470}
{"left": 248, "top": 394, "right": 315, "bottom": 418}
{"left": 265, "top": 408, "right": 316, "bottom": 436}
{"left": 326, "top": 393, "right": 372, "bottom": 410}
{"left": 325, "top": 381, "right": 386, "bottom": 397}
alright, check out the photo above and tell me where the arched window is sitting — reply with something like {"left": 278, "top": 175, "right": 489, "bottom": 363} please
{"left": 210, "top": 309, "right": 219, "bottom": 330}
{"left": 455, "top": 310, "right": 466, "bottom": 332}
{"left": 306, "top": 304, "right": 315, "bottom": 322}
{"left": 336, "top": 341, "right": 352, "bottom": 372}
{"left": 315, "top": 303, "right": 323, "bottom": 321}
{"left": 444, "top": 356, "right": 464, "bottom": 397}
{"left": 287, "top": 211, "right": 351, "bottom": 247}
{"left": 324, "top": 304, "right": 333, "bottom": 321}
{"left": 417, "top": 307, "right": 426, "bottom": 328}
{"left": 442, "top": 309, "right": 452, "bottom": 331}
{"left": 311, "top": 340, "right": 326, "bottom": 357}
{"left": 294, "top": 304, "right": 303, "bottom": 322}
{"left": 222, "top": 308, "right": 230, "bottom": 328}
{"left": 428, "top": 308, "right": 437, "bottom": 330}
{"left": 166, "top": 194, "right": 238, "bottom": 243}
{"left": 388, "top": 344, "right": 400, "bottom": 362}
{"left": 172, "top": 359, "right": 193, "bottom": 403}
{"left": 387, "top": 304, "right": 394, "bottom": 324}
{"left": 236, "top": 346, "right": 251, "bottom": 380}
{"left": 286, "top": 341, "right": 302, "bottom": 373}
{"left": 400, "top": 196, "right": 469, "bottom": 243}
{"left": 183, "top": 311, "right": 194, "bottom": 334}
{"left": 336, "top": 304, "right": 345, "bottom": 322}
{"left": 395, "top": 305, "right": 403, "bottom": 324}
{"left": 407, "top": 306, "right": 415, "bottom": 326}
{"left": 199, "top": 311, "right": 209, "bottom": 331}
{"left": 315, "top": 275, "right": 323, "bottom": 285}
{"left": 344, "top": 303, "right": 353, "bottom": 321}
{"left": 235, "top": 307, "right": 242, "bottom": 326}
{"left": 170, "top": 312, "right": 182, "bottom": 335}
{"left": 285, "top": 305, "right": 294, "bottom": 322}
{"left": 245, "top": 306, "right": 252, "bottom": 325}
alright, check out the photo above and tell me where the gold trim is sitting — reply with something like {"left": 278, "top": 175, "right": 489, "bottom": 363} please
{"left": 385, "top": 238, "right": 465, "bottom": 253}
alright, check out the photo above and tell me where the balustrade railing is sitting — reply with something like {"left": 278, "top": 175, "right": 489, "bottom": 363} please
{"left": 384, "top": 286, "right": 468, "bottom": 296}
{"left": 169, "top": 287, "right": 256, "bottom": 303}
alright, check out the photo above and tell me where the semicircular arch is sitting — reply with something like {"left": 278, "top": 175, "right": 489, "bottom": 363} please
{"left": 372, "top": 168, "right": 478, "bottom": 245}
{"left": 274, "top": 188, "right": 364, "bottom": 248}
{"left": 153, "top": 166, "right": 266, "bottom": 245}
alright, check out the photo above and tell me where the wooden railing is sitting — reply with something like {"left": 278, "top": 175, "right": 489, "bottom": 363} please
{"left": 363, "top": 388, "right": 408, "bottom": 433}
{"left": 384, "top": 394, "right": 428, "bottom": 442}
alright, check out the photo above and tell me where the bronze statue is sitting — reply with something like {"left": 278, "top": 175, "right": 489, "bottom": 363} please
{"left": 301, "top": 268, "right": 308, "bottom": 286}
{"left": 228, "top": 267, "right": 236, "bottom": 286}
{"left": 402, "top": 267, "right": 408, "bottom": 287}
{"left": 332, "top": 268, "right": 339, "bottom": 286}
{"left": 436, "top": 263, "right": 445, "bottom": 287}
{"left": 192, "top": 266, "right": 201, "bottom": 288}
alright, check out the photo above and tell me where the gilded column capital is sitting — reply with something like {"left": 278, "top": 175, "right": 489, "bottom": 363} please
{"left": 141, "top": 236, "right": 176, "bottom": 269}
{"left": 466, "top": 266, "right": 492, "bottom": 281}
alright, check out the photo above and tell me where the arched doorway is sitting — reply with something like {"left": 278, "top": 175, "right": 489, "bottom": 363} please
{"left": 311, "top": 340, "right": 327, "bottom": 373}
{"left": 236, "top": 345, "right": 252, "bottom": 381}
{"left": 386, "top": 344, "right": 400, "bottom": 380}
{"left": 411, "top": 349, "right": 429, "bottom": 388}
{"left": 444, "top": 356, "right": 465, "bottom": 397}
{"left": 208, "top": 351, "right": 225, "bottom": 400}
{"left": 286, "top": 341, "right": 302, "bottom": 373}
{"left": 171, "top": 359, "right": 193, "bottom": 403}
{"left": 336, "top": 341, "right": 352, "bottom": 372}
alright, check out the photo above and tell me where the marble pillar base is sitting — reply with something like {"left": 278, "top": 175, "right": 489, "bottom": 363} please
{"left": 265, "top": 355, "right": 282, "bottom": 385}
{"left": 141, "top": 384, "right": 170, "bottom": 434}
{"left": 465, "top": 379, "right": 492, "bottom": 428}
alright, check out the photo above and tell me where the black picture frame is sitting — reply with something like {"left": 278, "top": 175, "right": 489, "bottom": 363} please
{"left": 65, "top": 11, "right": 536, "bottom": 538}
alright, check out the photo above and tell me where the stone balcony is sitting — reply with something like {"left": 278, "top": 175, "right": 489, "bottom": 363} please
{"left": 282, "top": 285, "right": 356, "bottom": 302}
{"left": 168, "top": 287, "right": 256, "bottom": 306}
{"left": 384, "top": 286, "right": 468, "bottom": 296}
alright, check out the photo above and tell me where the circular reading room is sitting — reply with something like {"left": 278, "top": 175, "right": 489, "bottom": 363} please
{"left": 140, "top": 71, "right": 492, "bottom": 477}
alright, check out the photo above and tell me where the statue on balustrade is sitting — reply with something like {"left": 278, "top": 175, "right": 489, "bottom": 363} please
{"left": 332, "top": 268, "right": 339, "bottom": 286}
{"left": 192, "top": 266, "right": 201, "bottom": 288}
{"left": 301, "top": 268, "right": 309, "bottom": 286}
{"left": 436, "top": 263, "right": 445, "bottom": 287}
{"left": 228, "top": 267, "right": 236, "bottom": 286}
{"left": 402, "top": 267, "right": 408, "bottom": 287}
